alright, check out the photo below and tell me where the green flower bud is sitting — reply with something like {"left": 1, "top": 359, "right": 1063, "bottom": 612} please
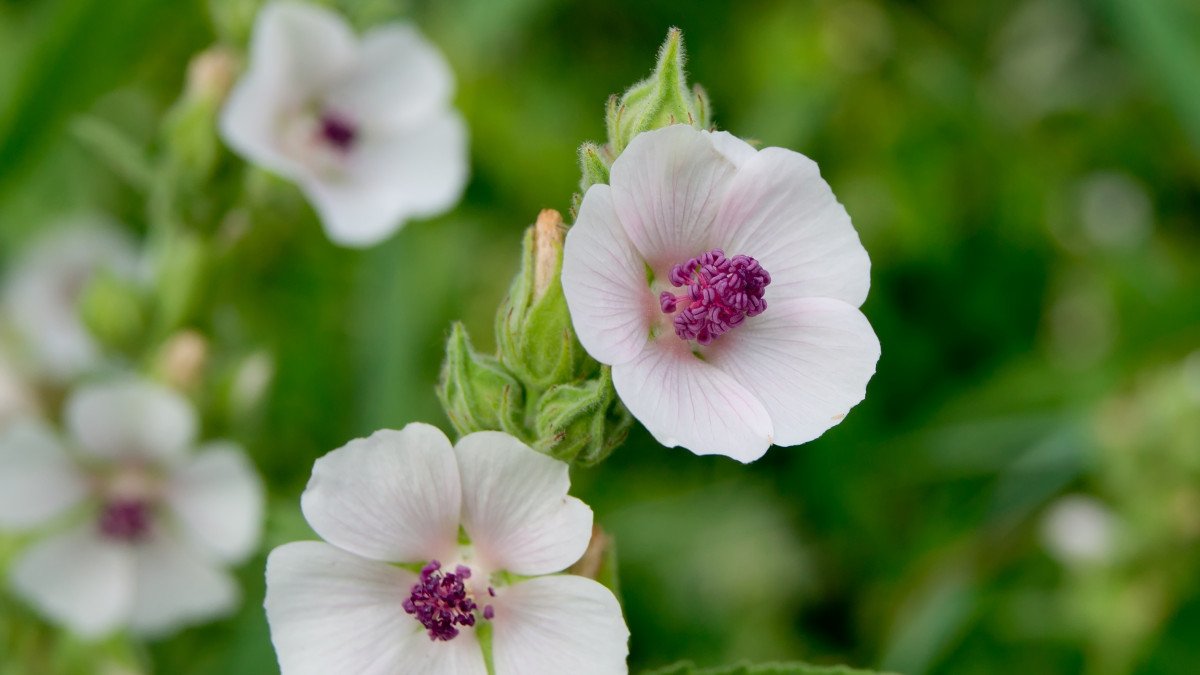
{"left": 533, "top": 367, "right": 631, "bottom": 466}
{"left": 79, "top": 269, "right": 147, "bottom": 354}
{"left": 496, "top": 210, "right": 595, "bottom": 390}
{"left": 437, "top": 322, "right": 525, "bottom": 438}
{"left": 163, "top": 48, "right": 238, "bottom": 186}
{"left": 578, "top": 141, "right": 611, "bottom": 193}
{"left": 607, "top": 27, "right": 709, "bottom": 156}
{"left": 154, "top": 229, "right": 209, "bottom": 334}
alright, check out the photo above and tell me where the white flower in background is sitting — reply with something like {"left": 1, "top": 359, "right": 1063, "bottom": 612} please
{"left": 0, "top": 379, "right": 264, "bottom": 637}
{"left": 1041, "top": 494, "right": 1118, "bottom": 566}
{"left": 0, "top": 349, "right": 35, "bottom": 429}
{"left": 561, "top": 124, "right": 880, "bottom": 462}
{"left": 265, "top": 423, "right": 629, "bottom": 674}
{"left": 2, "top": 218, "right": 139, "bottom": 381}
{"left": 220, "top": 1, "right": 468, "bottom": 247}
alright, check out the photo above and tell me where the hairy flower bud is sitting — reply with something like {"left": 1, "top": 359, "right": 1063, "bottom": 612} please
{"left": 437, "top": 323, "right": 525, "bottom": 438}
{"left": 78, "top": 269, "right": 147, "bottom": 355}
{"left": 533, "top": 367, "right": 631, "bottom": 466}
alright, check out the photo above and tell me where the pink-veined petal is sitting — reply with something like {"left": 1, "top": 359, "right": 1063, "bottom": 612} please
{"left": 491, "top": 575, "right": 629, "bottom": 675}
{"left": 561, "top": 184, "right": 654, "bottom": 366}
{"left": 716, "top": 146, "right": 871, "bottom": 307}
{"left": 265, "top": 541, "right": 488, "bottom": 675}
{"left": 301, "top": 423, "right": 460, "bottom": 564}
{"left": 707, "top": 297, "right": 880, "bottom": 447}
{"left": 9, "top": 524, "right": 136, "bottom": 638}
{"left": 455, "top": 432, "right": 592, "bottom": 576}
{"left": 609, "top": 125, "right": 738, "bottom": 271}
{"left": 0, "top": 421, "right": 88, "bottom": 529}
{"left": 164, "top": 441, "right": 264, "bottom": 563}
{"left": 611, "top": 339, "right": 773, "bottom": 462}
{"left": 705, "top": 130, "right": 757, "bottom": 167}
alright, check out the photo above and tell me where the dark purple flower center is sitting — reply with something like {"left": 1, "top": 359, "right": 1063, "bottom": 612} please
{"left": 659, "top": 249, "right": 771, "bottom": 345}
{"left": 403, "top": 561, "right": 494, "bottom": 641}
{"left": 318, "top": 112, "right": 357, "bottom": 152}
{"left": 98, "top": 499, "right": 152, "bottom": 542}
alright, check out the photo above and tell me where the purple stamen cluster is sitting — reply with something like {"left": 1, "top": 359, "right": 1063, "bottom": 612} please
{"left": 659, "top": 249, "right": 771, "bottom": 345}
{"left": 98, "top": 499, "right": 152, "bottom": 542}
{"left": 403, "top": 561, "right": 492, "bottom": 641}
{"left": 318, "top": 112, "right": 357, "bottom": 152}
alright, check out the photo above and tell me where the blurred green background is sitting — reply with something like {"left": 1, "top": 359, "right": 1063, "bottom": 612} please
{"left": 2, "top": 0, "right": 1200, "bottom": 673}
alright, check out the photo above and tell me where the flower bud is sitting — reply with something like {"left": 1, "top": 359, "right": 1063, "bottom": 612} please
{"left": 438, "top": 322, "right": 525, "bottom": 438}
{"left": 154, "top": 229, "right": 209, "bottom": 334}
{"left": 533, "top": 367, "right": 632, "bottom": 466}
{"left": 78, "top": 269, "right": 147, "bottom": 354}
{"left": 568, "top": 525, "right": 620, "bottom": 594}
{"left": 156, "top": 330, "right": 209, "bottom": 391}
{"left": 496, "top": 210, "right": 595, "bottom": 390}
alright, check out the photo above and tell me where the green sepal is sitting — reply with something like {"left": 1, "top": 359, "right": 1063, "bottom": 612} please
{"left": 643, "top": 662, "right": 898, "bottom": 675}
{"left": 78, "top": 269, "right": 147, "bottom": 355}
{"left": 607, "top": 27, "right": 705, "bottom": 156}
{"left": 578, "top": 141, "right": 611, "bottom": 193}
{"left": 437, "top": 322, "right": 526, "bottom": 439}
{"left": 495, "top": 212, "right": 594, "bottom": 391}
{"left": 533, "top": 366, "right": 631, "bottom": 466}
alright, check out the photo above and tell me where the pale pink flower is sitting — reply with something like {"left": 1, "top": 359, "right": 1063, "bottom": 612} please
{"left": 265, "top": 423, "right": 629, "bottom": 674}
{"left": 562, "top": 124, "right": 880, "bottom": 462}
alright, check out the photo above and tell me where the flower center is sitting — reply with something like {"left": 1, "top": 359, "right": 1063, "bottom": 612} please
{"left": 659, "top": 249, "right": 771, "bottom": 345}
{"left": 403, "top": 561, "right": 495, "bottom": 641}
{"left": 97, "top": 499, "right": 152, "bottom": 542}
{"left": 317, "top": 112, "right": 357, "bottom": 152}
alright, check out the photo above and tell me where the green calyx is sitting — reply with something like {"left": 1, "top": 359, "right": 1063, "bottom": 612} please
{"left": 437, "top": 322, "right": 525, "bottom": 439}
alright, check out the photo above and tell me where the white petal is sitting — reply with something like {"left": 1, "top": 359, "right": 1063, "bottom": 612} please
{"left": 609, "top": 125, "right": 738, "bottom": 270}
{"left": 326, "top": 23, "right": 455, "bottom": 132}
{"left": 716, "top": 147, "right": 871, "bottom": 307}
{"left": 9, "top": 524, "right": 135, "bottom": 637}
{"left": 561, "top": 184, "right": 654, "bottom": 366}
{"left": 611, "top": 339, "right": 773, "bottom": 462}
{"left": 705, "top": 130, "right": 758, "bottom": 167}
{"left": 0, "top": 421, "right": 88, "bottom": 528}
{"left": 707, "top": 298, "right": 880, "bottom": 447}
{"left": 128, "top": 535, "right": 239, "bottom": 637}
{"left": 219, "top": 0, "right": 357, "bottom": 177}
{"left": 304, "top": 112, "right": 468, "bottom": 247}
{"left": 455, "top": 432, "right": 593, "bottom": 576}
{"left": 492, "top": 575, "right": 629, "bottom": 675}
{"left": 65, "top": 379, "right": 197, "bottom": 463}
{"left": 301, "top": 423, "right": 460, "bottom": 563}
{"left": 164, "top": 442, "right": 264, "bottom": 563}
{"left": 265, "top": 541, "right": 488, "bottom": 675}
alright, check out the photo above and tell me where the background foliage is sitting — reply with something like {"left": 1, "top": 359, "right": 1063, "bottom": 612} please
{"left": 1, "top": 0, "right": 1199, "bottom": 673}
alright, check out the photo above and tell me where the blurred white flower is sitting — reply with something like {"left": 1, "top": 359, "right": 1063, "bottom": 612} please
{"left": 265, "top": 423, "right": 628, "bottom": 674}
{"left": 561, "top": 125, "right": 880, "bottom": 462}
{"left": 1040, "top": 494, "right": 1117, "bottom": 566}
{"left": 0, "top": 348, "right": 35, "bottom": 429}
{"left": 220, "top": 1, "right": 468, "bottom": 247}
{"left": 0, "top": 379, "right": 264, "bottom": 638}
{"left": 2, "top": 218, "right": 139, "bottom": 381}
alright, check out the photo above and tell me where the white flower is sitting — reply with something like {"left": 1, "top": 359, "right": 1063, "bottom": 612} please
{"left": 220, "top": 0, "right": 468, "bottom": 247}
{"left": 0, "top": 379, "right": 264, "bottom": 638}
{"left": 2, "top": 217, "right": 139, "bottom": 381}
{"left": 265, "top": 423, "right": 629, "bottom": 674}
{"left": 1040, "top": 494, "right": 1118, "bottom": 566}
{"left": 0, "top": 348, "right": 35, "bottom": 429}
{"left": 561, "top": 124, "right": 881, "bottom": 462}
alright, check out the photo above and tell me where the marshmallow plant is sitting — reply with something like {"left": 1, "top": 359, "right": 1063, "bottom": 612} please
{"left": 220, "top": 0, "right": 468, "bottom": 247}
{"left": 0, "top": 379, "right": 263, "bottom": 637}
{"left": 265, "top": 423, "right": 628, "bottom": 674}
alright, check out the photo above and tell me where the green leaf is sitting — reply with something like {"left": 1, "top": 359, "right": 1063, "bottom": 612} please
{"left": 70, "top": 115, "right": 153, "bottom": 191}
{"left": 643, "top": 661, "right": 897, "bottom": 675}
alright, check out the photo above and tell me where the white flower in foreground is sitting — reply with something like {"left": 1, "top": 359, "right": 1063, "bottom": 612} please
{"left": 265, "top": 423, "right": 629, "bottom": 674}
{"left": 2, "top": 218, "right": 139, "bottom": 381}
{"left": 220, "top": 0, "right": 468, "bottom": 247}
{"left": 561, "top": 124, "right": 880, "bottom": 462}
{"left": 0, "top": 379, "right": 264, "bottom": 637}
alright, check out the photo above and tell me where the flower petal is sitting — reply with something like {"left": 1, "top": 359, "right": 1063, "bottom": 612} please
{"left": 304, "top": 111, "right": 468, "bottom": 247}
{"left": 611, "top": 339, "right": 773, "bottom": 462}
{"left": 561, "top": 184, "right": 654, "bottom": 366}
{"left": 716, "top": 146, "right": 871, "bottom": 307}
{"left": 9, "top": 524, "right": 135, "bottom": 638}
{"left": 609, "top": 125, "right": 738, "bottom": 270}
{"left": 455, "top": 432, "right": 592, "bottom": 576}
{"left": 492, "top": 575, "right": 629, "bottom": 675}
{"left": 301, "top": 423, "right": 460, "bottom": 563}
{"left": 164, "top": 441, "right": 264, "bottom": 563}
{"left": 220, "top": 0, "right": 357, "bottom": 177}
{"left": 128, "top": 535, "right": 239, "bottom": 637}
{"left": 64, "top": 379, "right": 196, "bottom": 463}
{"left": 265, "top": 541, "right": 488, "bottom": 675}
{"left": 707, "top": 297, "right": 880, "bottom": 447}
{"left": 0, "top": 421, "right": 88, "bottom": 528}
{"left": 705, "top": 130, "right": 757, "bottom": 167}
{"left": 326, "top": 23, "right": 455, "bottom": 132}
